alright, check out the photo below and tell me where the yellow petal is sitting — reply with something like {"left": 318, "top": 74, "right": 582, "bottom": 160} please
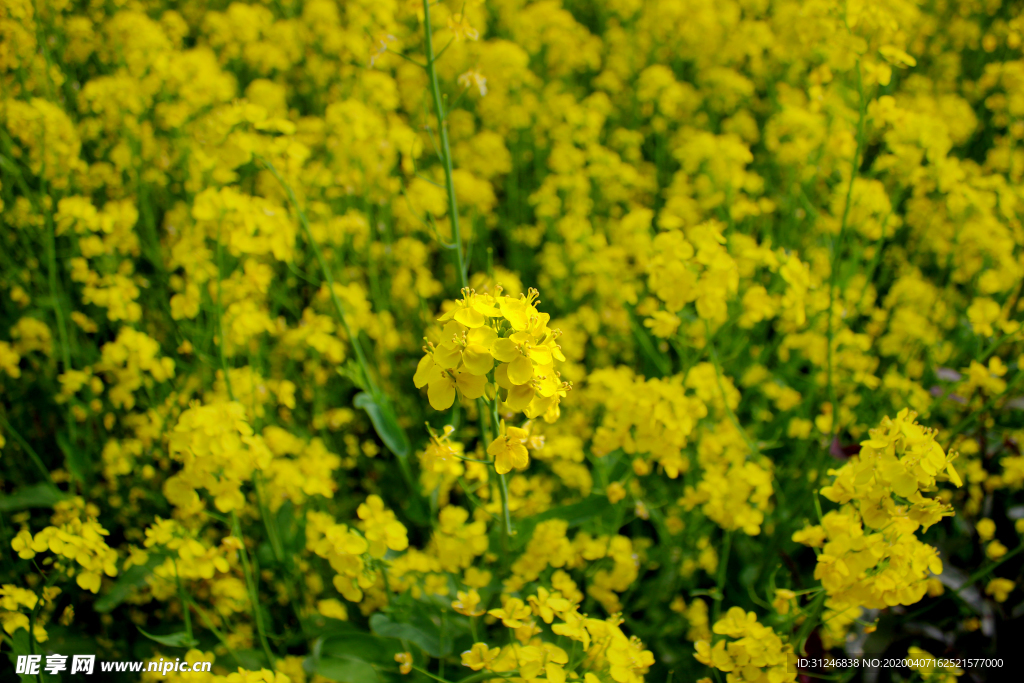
{"left": 491, "top": 338, "right": 519, "bottom": 362}
{"left": 945, "top": 463, "right": 963, "bottom": 487}
{"left": 506, "top": 383, "right": 534, "bottom": 411}
{"left": 434, "top": 343, "right": 462, "bottom": 370}
{"left": 456, "top": 371, "right": 486, "bottom": 400}
{"left": 454, "top": 307, "right": 486, "bottom": 328}
{"left": 462, "top": 345, "right": 494, "bottom": 375}
{"left": 528, "top": 345, "right": 552, "bottom": 365}
{"left": 486, "top": 435, "right": 506, "bottom": 460}
{"left": 428, "top": 376, "right": 457, "bottom": 410}
{"left": 508, "top": 355, "right": 534, "bottom": 385}
{"left": 413, "top": 355, "right": 438, "bottom": 388}
{"left": 467, "top": 326, "right": 497, "bottom": 346}
{"left": 510, "top": 442, "right": 529, "bottom": 469}
{"left": 471, "top": 299, "right": 501, "bottom": 317}
{"left": 494, "top": 362, "right": 512, "bottom": 389}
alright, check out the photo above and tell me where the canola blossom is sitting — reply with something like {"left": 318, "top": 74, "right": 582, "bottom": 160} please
{"left": 1, "top": 0, "right": 1023, "bottom": 682}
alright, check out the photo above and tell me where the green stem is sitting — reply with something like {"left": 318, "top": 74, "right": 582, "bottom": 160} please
{"left": 422, "top": 0, "right": 468, "bottom": 290}
{"left": 795, "top": 591, "right": 828, "bottom": 656}
{"left": 0, "top": 413, "right": 55, "bottom": 487}
{"left": 825, "top": 60, "right": 867, "bottom": 446}
{"left": 42, "top": 177, "right": 80, "bottom": 484}
{"left": 174, "top": 560, "right": 193, "bottom": 645}
{"left": 497, "top": 471, "right": 514, "bottom": 539}
{"left": 231, "top": 511, "right": 276, "bottom": 664}
{"left": 457, "top": 477, "right": 496, "bottom": 520}
{"left": 214, "top": 227, "right": 235, "bottom": 400}
{"left": 704, "top": 322, "right": 760, "bottom": 459}
{"left": 261, "top": 155, "right": 418, "bottom": 494}
{"left": 254, "top": 473, "right": 308, "bottom": 635}
{"left": 712, "top": 530, "right": 732, "bottom": 624}
{"left": 943, "top": 370, "right": 1024, "bottom": 449}
{"left": 488, "top": 398, "right": 514, "bottom": 541}
{"left": 904, "top": 542, "right": 1024, "bottom": 622}
{"left": 258, "top": 157, "right": 379, "bottom": 399}
{"left": 192, "top": 602, "right": 242, "bottom": 665}
{"left": 27, "top": 570, "right": 61, "bottom": 683}
{"left": 959, "top": 542, "right": 1024, "bottom": 592}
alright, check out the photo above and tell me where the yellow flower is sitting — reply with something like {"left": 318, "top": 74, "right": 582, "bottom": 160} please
{"left": 369, "top": 32, "right": 397, "bottom": 68}
{"left": 452, "top": 589, "right": 485, "bottom": 617}
{"left": 458, "top": 70, "right": 487, "bottom": 97}
{"left": 11, "top": 530, "right": 36, "bottom": 559}
{"left": 772, "top": 589, "right": 797, "bottom": 615}
{"left": 643, "top": 310, "right": 681, "bottom": 338}
{"left": 317, "top": 599, "right": 348, "bottom": 621}
{"left": 487, "top": 421, "right": 530, "bottom": 475}
{"left": 527, "top": 588, "right": 572, "bottom": 624}
{"left": 606, "top": 481, "right": 627, "bottom": 504}
{"left": 986, "top": 540, "right": 1007, "bottom": 560}
{"left": 461, "top": 643, "right": 499, "bottom": 671}
{"left": 395, "top": 652, "right": 413, "bottom": 675}
{"left": 487, "top": 597, "right": 531, "bottom": 628}
{"left": 447, "top": 13, "right": 479, "bottom": 41}
{"left": 985, "top": 578, "right": 1014, "bottom": 603}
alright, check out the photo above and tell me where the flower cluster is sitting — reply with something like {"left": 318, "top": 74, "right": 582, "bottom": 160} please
{"left": 2, "top": 0, "right": 1023, "bottom": 678}
{"left": 793, "top": 410, "right": 963, "bottom": 640}
{"left": 416, "top": 287, "right": 572, "bottom": 421}
{"left": 166, "top": 401, "right": 272, "bottom": 514}
{"left": 694, "top": 607, "right": 797, "bottom": 683}
{"left": 11, "top": 501, "right": 118, "bottom": 594}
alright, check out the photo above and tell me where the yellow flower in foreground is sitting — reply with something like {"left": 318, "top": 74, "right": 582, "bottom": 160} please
{"left": 461, "top": 643, "right": 499, "bottom": 671}
{"left": 488, "top": 421, "right": 529, "bottom": 474}
{"left": 487, "top": 597, "right": 532, "bottom": 628}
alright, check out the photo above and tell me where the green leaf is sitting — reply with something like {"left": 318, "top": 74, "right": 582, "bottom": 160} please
{"left": 311, "top": 632, "right": 398, "bottom": 683}
{"left": 315, "top": 655, "right": 381, "bottom": 683}
{"left": 337, "top": 362, "right": 368, "bottom": 391}
{"left": 220, "top": 649, "right": 269, "bottom": 671}
{"left": 301, "top": 617, "right": 363, "bottom": 640}
{"left": 0, "top": 483, "right": 65, "bottom": 512}
{"left": 8, "top": 629, "right": 35, "bottom": 683}
{"left": 95, "top": 552, "right": 168, "bottom": 613}
{"left": 319, "top": 632, "right": 400, "bottom": 662}
{"left": 369, "top": 613, "right": 441, "bottom": 658}
{"left": 56, "top": 432, "right": 91, "bottom": 486}
{"left": 136, "top": 627, "right": 197, "bottom": 648}
{"left": 6, "top": 630, "right": 61, "bottom": 682}
{"left": 354, "top": 392, "right": 411, "bottom": 459}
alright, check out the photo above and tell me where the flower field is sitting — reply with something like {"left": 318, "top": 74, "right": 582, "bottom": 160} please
{"left": 2, "top": 0, "right": 1024, "bottom": 681}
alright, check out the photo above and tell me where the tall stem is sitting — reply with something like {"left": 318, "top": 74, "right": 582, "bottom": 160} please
{"left": 422, "top": 0, "right": 468, "bottom": 290}
{"left": 825, "top": 61, "right": 866, "bottom": 446}
{"left": 231, "top": 511, "right": 276, "bottom": 664}
{"left": 260, "top": 158, "right": 380, "bottom": 399}
{"left": 174, "top": 560, "right": 193, "bottom": 645}
{"left": 712, "top": 530, "right": 732, "bottom": 624}
{"left": 489, "top": 399, "right": 514, "bottom": 541}
{"left": 212, "top": 237, "right": 273, "bottom": 663}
